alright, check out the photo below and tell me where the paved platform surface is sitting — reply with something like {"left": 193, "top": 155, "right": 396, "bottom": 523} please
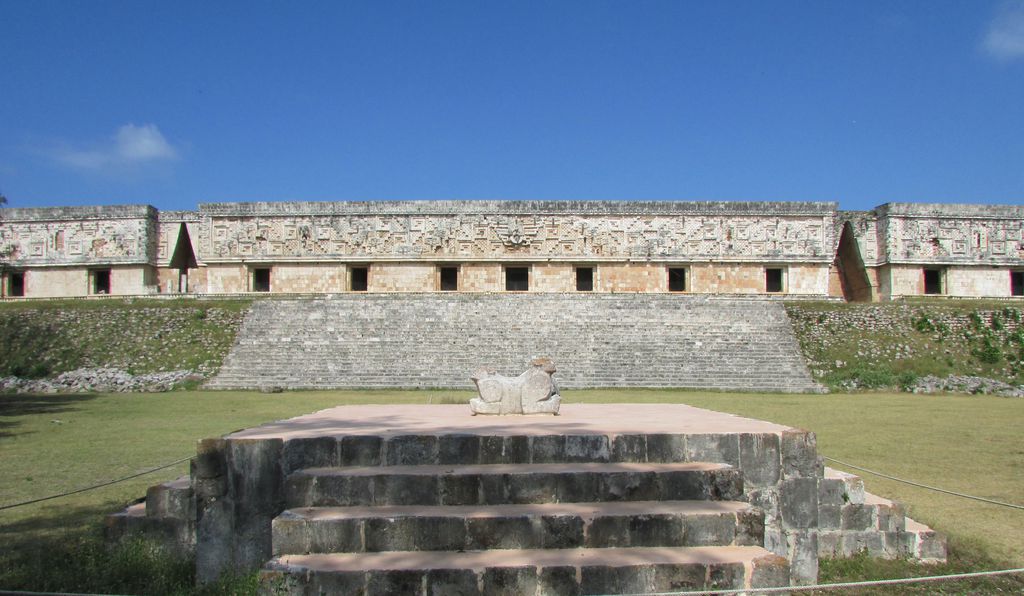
{"left": 270, "top": 545, "right": 776, "bottom": 572}
{"left": 229, "top": 403, "right": 795, "bottom": 440}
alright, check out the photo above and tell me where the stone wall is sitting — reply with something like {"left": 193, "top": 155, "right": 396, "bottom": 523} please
{"left": 3, "top": 200, "right": 1023, "bottom": 300}
{"left": 0, "top": 205, "right": 157, "bottom": 267}
{"left": 196, "top": 201, "right": 836, "bottom": 265}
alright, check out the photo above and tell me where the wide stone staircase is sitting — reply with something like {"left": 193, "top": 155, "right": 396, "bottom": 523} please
{"left": 207, "top": 294, "right": 821, "bottom": 392}
{"left": 258, "top": 433, "right": 790, "bottom": 594}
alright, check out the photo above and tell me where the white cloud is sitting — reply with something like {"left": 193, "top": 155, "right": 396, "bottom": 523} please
{"left": 53, "top": 124, "right": 179, "bottom": 171}
{"left": 983, "top": 1, "right": 1024, "bottom": 61}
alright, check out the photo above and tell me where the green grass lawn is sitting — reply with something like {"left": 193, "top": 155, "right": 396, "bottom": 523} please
{"left": 1, "top": 389, "right": 1022, "bottom": 594}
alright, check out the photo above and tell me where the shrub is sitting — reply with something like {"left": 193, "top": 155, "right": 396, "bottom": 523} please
{"left": 973, "top": 338, "right": 1002, "bottom": 364}
{"left": 912, "top": 315, "right": 935, "bottom": 333}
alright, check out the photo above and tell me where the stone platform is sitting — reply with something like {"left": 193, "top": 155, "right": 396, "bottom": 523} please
{"left": 107, "top": 404, "right": 945, "bottom": 594}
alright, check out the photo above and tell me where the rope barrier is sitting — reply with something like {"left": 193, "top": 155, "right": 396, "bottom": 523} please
{"left": 823, "top": 456, "right": 1024, "bottom": 511}
{"left": 601, "top": 567, "right": 1024, "bottom": 595}
{"left": 0, "top": 456, "right": 192, "bottom": 512}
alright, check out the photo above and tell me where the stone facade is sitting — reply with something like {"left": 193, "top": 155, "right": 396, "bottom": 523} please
{"left": 2, "top": 201, "right": 1022, "bottom": 300}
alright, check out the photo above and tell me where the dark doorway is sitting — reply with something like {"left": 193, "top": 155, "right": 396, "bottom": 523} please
{"left": 9, "top": 272, "right": 25, "bottom": 297}
{"left": 92, "top": 269, "right": 111, "bottom": 294}
{"left": 169, "top": 223, "right": 198, "bottom": 293}
{"left": 835, "top": 221, "right": 872, "bottom": 302}
{"left": 575, "top": 267, "right": 593, "bottom": 292}
{"left": 668, "top": 268, "right": 687, "bottom": 292}
{"left": 440, "top": 266, "right": 458, "bottom": 291}
{"left": 252, "top": 268, "right": 271, "bottom": 292}
{"left": 924, "top": 268, "right": 942, "bottom": 295}
{"left": 351, "top": 267, "right": 369, "bottom": 291}
{"left": 1011, "top": 271, "right": 1023, "bottom": 296}
{"left": 506, "top": 267, "right": 529, "bottom": 291}
{"left": 765, "top": 268, "right": 784, "bottom": 293}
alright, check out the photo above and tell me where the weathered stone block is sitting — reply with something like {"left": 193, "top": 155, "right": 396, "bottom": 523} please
{"left": 530, "top": 435, "right": 566, "bottom": 463}
{"left": 681, "top": 513, "right": 734, "bottom": 546}
{"left": 281, "top": 437, "right": 338, "bottom": 474}
{"left": 651, "top": 563, "right": 705, "bottom": 592}
{"left": 740, "top": 433, "right": 781, "bottom": 486}
{"left": 478, "top": 474, "right": 507, "bottom": 505}
{"left": 481, "top": 566, "right": 539, "bottom": 596}
{"left": 779, "top": 478, "right": 818, "bottom": 529}
{"left": 818, "top": 477, "right": 848, "bottom": 507}
{"left": 781, "top": 430, "right": 818, "bottom": 479}
{"left": 657, "top": 470, "right": 707, "bottom": 500}
{"left": 557, "top": 471, "right": 602, "bottom": 503}
{"left": 841, "top": 531, "right": 884, "bottom": 557}
{"left": 540, "top": 515, "right": 584, "bottom": 549}
{"left": 707, "top": 562, "right": 744, "bottom": 590}
{"left": 818, "top": 505, "right": 842, "bottom": 529}
{"left": 366, "top": 569, "right": 423, "bottom": 596}
{"left": 876, "top": 502, "right": 906, "bottom": 533}
{"left": 309, "top": 518, "right": 362, "bottom": 553}
{"left": 710, "top": 469, "right": 744, "bottom": 500}
{"left": 385, "top": 435, "right": 439, "bottom": 466}
{"left": 364, "top": 517, "right": 416, "bottom": 552}
{"left": 194, "top": 438, "right": 227, "bottom": 480}
{"left": 538, "top": 566, "right": 580, "bottom": 596}
{"left": 467, "top": 516, "right": 537, "bottom": 550}
{"left": 610, "top": 434, "right": 647, "bottom": 463}
{"left": 749, "top": 554, "right": 791, "bottom": 589}
{"left": 440, "top": 474, "right": 480, "bottom": 506}
{"left": 788, "top": 529, "right": 819, "bottom": 585}
{"left": 586, "top": 516, "right": 632, "bottom": 547}
{"left": 816, "top": 531, "right": 841, "bottom": 557}
{"left": 629, "top": 514, "right": 684, "bottom": 546}
{"left": 686, "top": 433, "right": 740, "bottom": 466}
{"left": 270, "top": 517, "right": 310, "bottom": 555}
{"left": 146, "top": 481, "right": 193, "bottom": 519}
{"left": 377, "top": 474, "right": 439, "bottom": 506}
{"left": 564, "top": 435, "right": 610, "bottom": 463}
{"left": 735, "top": 509, "right": 765, "bottom": 546}
{"left": 312, "top": 571, "right": 367, "bottom": 595}
{"left": 601, "top": 471, "right": 659, "bottom": 501}
{"left": 581, "top": 564, "right": 656, "bottom": 595}
{"left": 417, "top": 516, "right": 468, "bottom": 551}
{"left": 841, "top": 504, "right": 874, "bottom": 531}
{"left": 645, "top": 434, "right": 686, "bottom": 462}
{"left": 227, "top": 439, "right": 284, "bottom": 574}
{"left": 506, "top": 472, "right": 560, "bottom": 504}
{"left": 339, "top": 435, "right": 383, "bottom": 467}
{"left": 426, "top": 569, "right": 480, "bottom": 596}
{"left": 478, "top": 436, "right": 512, "bottom": 464}
{"left": 438, "top": 434, "right": 480, "bottom": 465}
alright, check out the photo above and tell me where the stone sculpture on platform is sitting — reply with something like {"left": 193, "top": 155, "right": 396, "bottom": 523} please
{"left": 469, "top": 357, "right": 561, "bottom": 415}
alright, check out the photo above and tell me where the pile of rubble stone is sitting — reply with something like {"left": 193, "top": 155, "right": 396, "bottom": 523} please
{"left": 0, "top": 368, "right": 202, "bottom": 393}
{"left": 909, "top": 375, "right": 1024, "bottom": 398}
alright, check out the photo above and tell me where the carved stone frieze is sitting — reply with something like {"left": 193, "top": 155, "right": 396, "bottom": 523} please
{"left": 201, "top": 212, "right": 833, "bottom": 262}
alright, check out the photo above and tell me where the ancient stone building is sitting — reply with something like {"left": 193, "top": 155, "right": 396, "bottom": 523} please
{"left": 1, "top": 200, "right": 1022, "bottom": 300}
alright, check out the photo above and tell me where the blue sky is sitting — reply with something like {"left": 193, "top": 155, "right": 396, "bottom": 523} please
{"left": 1, "top": 1, "right": 1022, "bottom": 212}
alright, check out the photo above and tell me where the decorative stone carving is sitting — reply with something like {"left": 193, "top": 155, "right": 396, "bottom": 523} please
{"left": 469, "top": 357, "right": 561, "bottom": 415}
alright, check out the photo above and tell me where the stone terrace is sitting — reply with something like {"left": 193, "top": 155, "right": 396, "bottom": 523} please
{"left": 109, "top": 404, "right": 946, "bottom": 594}
{"left": 207, "top": 294, "right": 822, "bottom": 392}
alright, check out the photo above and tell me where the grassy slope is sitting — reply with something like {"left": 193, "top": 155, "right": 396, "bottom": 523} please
{"left": 0, "top": 298, "right": 250, "bottom": 378}
{"left": 786, "top": 299, "right": 1024, "bottom": 390}
{"left": 2, "top": 389, "right": 1022, "bottom": 594}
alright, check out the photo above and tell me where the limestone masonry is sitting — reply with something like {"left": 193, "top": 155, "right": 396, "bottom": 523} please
{"left": 3, "top": 200, "right": 1022, "bottom": 300}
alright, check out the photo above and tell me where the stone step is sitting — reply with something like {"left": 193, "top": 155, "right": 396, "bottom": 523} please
{"left": 258, "top": 545, "right": 790, "bottom": 595}
{"left": 284, "top": 462, "right": 743, "bottom": 508}
{"left": 145, "top": 476, "right": 194, "bottom": 519}
{"left": 272, "top": 500, "right": 764, "bottom": 556}
{"left": 208, "top": 295, "right": 822, "bottom": 392}
{"left": 816, "top": 467, "right": 947, "bottom": 562}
